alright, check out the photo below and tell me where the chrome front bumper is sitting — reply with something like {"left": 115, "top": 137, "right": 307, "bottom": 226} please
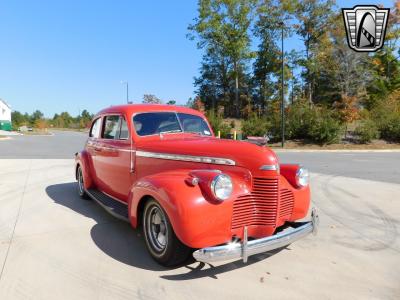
{"left": 193, "top": 208, "right": 319, "bottom": 263}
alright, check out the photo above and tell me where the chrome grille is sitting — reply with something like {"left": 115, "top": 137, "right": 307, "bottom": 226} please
{"left": 279, "top": 189, "right": 294, "bottom": 219}
{"left": 232, "top": 177, "right": 278, "bottom": 229}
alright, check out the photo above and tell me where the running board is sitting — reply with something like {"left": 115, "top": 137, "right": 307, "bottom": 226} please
{"left": 86, "top": 188, "right": 129, "bottom": 222}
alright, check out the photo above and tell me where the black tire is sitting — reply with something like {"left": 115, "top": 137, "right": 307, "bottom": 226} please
{"left": 143, "top": 199, "right": 191, "bottom": 266}
{"left": 77, "top": 166, "right": 90, "bottom": 200}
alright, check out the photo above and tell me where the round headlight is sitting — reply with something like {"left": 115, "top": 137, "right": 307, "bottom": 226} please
{"left": 211, "top": 174, "right": 233, "bottom": 200}
{"left": 296, "top": 167, "right": 309, "bottom": 187}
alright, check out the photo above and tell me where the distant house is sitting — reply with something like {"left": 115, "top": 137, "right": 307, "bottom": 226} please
{"left": 0, "top": 99, "right": 12, "bottom": 131}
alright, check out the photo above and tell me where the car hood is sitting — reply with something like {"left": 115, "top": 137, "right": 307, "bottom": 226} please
{"left": 136, "top": 136, "right": 278, "bottom": 169}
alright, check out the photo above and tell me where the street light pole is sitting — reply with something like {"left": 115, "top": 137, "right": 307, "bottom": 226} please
{"left": 126, "top": 81, "right": 129, "bottom": 104}
{"left": 121, "top": 81, "right": 129, "bottom": 104}
{"left": 280, "top": 22, "right": 285, "bottom": 148}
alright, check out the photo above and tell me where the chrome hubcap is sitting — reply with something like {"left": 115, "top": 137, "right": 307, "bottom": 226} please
{"left": 146, "top": 206, "right": 168, "bottom": 252}
{"left": 78, "top": 169, "right": 84, "bottom": 195}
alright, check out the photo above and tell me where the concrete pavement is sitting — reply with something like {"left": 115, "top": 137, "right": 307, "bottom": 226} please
{"left": 0, "top": 159, "right": 399, "bottom": 299}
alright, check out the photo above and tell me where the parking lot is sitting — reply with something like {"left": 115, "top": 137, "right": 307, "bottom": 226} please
{"left": 0, "top": 132, "right": 399, "bottom": 299}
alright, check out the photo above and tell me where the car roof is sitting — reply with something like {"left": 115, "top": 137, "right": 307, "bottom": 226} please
{"left": 96, "top": 104, "right": 205, "bottom": 118}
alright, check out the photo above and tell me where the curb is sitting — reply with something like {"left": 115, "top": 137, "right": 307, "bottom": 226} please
{"left": 21, "top": 132, "right": 55, "bottom": 137}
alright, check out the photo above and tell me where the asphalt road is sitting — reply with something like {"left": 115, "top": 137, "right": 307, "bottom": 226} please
{"left": 0, "top": 160, "right": 398, "bottom": 299}
{"left": 277, "top": 151, "right": 400, "bottom": 184}
{"left": 1, "top": 131, "right": 400, "bottom": 184}
{"left": 0, "top": 131, "right": 87, "bottom": 159}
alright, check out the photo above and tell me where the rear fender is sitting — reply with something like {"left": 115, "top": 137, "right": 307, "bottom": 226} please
{"left": 75, "top": 150, "right": 94, "bottom": 190}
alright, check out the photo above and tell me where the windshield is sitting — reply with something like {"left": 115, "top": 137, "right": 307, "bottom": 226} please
{"left": 133, "top": 112, "right": 212, "bottom": 137}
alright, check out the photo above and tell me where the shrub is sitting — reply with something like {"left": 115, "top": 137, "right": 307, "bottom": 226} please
{"left": 286, "top": 100, "right": 317, "bottom": 140}
{"left": 370, "top": 92, "right": 400, "bottom": 142}
{"left": 241, "top": 114, "right": 270, "bottom": 137}
{"left": 355, "top": 119, "right": 380, "bottom": 143}
{"left": 218, "top": 123, "right": 231, "bottom": 138}
{"left": 379, "top": 115, "right": 400, "bottom": 141}
{"left": 206, "top": 111, "right": 231, "bottom": 138}
{"left": 34, "top": 119, "right": 48, "bottom": 130}
{"left": 263, "top": 99, "right": 282, "bottom": 141}
{"left": 309, "top": 107, "right": 343, "bottom": 144}
{"left": 283, "top": 100, "right": 342, "bottom": 144}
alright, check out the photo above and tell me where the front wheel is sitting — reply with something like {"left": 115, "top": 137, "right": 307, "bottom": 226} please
{"left": 143, "top": 199, "right": 191, "bottom": 266}
{"left": 77, "top": 166, "right": 89, "bottom": 200}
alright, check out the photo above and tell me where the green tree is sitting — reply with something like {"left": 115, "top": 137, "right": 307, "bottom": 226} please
{"left": 166, "top": 100, "right": 176, "bottom": 105}
{"left": 30, "top": 110, "right": 44, "bottom": 125}
{"left": 252, "top": 0, "right": 281, "bottom": 112}
{"left": 189, "top": 0, "right": 256, "bottom": 117}
{"left": 142, "top": 94, "right": 162, "bottom": 104}
{"left": 364, "top": 1, "right": 400, "bottom": 109}
{"left": 253, "top": 0, "right": 296, "bottom": 112}
{"left": 194, "top": 49, "right": 231, "bottom": 111}
{"left": 11, "top": 111, "right": 27, "bottom": 129}
{"left": 78, "top": 109, "right": 93, "bottom": 128}
{"left": 294, "top": 0, "right": 334, "bottom": 104}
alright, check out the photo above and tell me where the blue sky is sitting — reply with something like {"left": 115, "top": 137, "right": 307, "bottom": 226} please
{"left": 0, "top": 0, "right": 395, "bottom": 117}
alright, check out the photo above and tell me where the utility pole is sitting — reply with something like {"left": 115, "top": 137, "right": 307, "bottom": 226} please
{"left": 280, "top": 22, "right": 285, "bottom": 148}
{"left": 126, "top": 82, "right": 129, "bottom": 104}
{"left": 121, "top": 81, "right": 129, "bottom": 104}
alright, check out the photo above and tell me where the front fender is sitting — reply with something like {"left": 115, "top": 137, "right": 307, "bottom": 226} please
{"left": 129, "top": 169, "right": 250, "bottom": 248}
{"left": 279, "top": 164, "right": 311, "bottom": 221}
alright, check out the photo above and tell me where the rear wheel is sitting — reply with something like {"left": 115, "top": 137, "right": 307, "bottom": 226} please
{"left": 143, "top": 199, "right": 191, "bottom": 266}
{"left": 77, "top": 166, "right": 89, "bottom": 200}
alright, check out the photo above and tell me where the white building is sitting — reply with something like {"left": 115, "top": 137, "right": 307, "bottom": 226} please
{"left": 0, "top": 99, "right": 12, "bottom": 131}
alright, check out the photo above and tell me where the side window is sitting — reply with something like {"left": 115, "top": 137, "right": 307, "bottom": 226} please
{"left": 102, "top": 115, "right": 120, "bottom": 139}
{"left": 119, "top": 117, "right": 129, "bottom": 139}
{"left": 89, "top": 118, "right": 101, "bottom": 138}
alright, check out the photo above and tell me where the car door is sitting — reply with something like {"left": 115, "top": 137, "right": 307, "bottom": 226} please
{"left": 95, "top": 114, "right": 135, "bottom": 202}
{"left": 86, "top": 117, "right": 103, "bottom": 185}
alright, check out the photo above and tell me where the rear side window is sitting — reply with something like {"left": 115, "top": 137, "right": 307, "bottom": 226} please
{"left": 101, "top": 115, "right": 130, "bottom": 140}
{"left": 89, "top": 118, "right": 101, "bottom": 138}
{"left": 103, "top": 115, "right": 120, "bottom": 139}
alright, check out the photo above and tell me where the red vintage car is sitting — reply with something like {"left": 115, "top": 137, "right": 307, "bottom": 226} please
{"left": 75, "top": 104, "right": 318, "bottom": 266}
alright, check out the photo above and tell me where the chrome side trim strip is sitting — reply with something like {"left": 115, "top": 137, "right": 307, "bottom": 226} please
{"left": 136, "top": 150, "right": 236, "bottom": 166}
{"left": 259, "top": 164, "right": 279, "bottom": 171}
{"left": 92, "top": 145, "right": 135, "bottom": 153}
